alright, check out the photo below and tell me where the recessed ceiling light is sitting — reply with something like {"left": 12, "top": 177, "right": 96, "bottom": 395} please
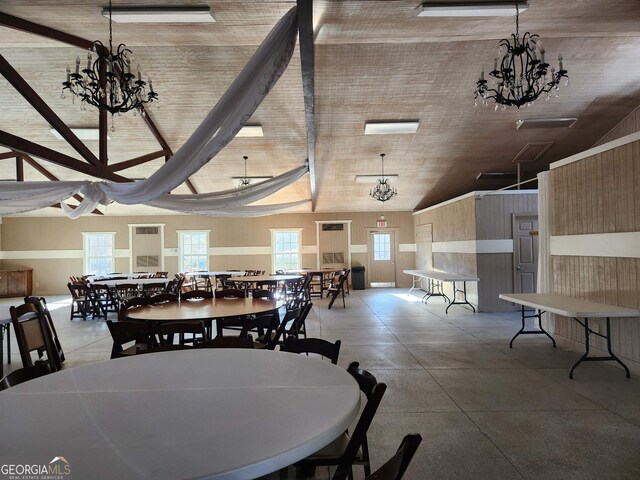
{"left": 50, "top": 128, "right": 110, "bottom": 140}
{"left": 105, "top": 6, "right": 215, "bottom": 24}
{"left": 355, "top": 174, "right": 399, "bottom": 184}
{"left": 364, "top": 122, "right": 419, "bottom": 135}
{"left": 235, "top": 125, "right": 264, "bottom": 138}
{"left": 418, "top": 2, "right": 528, "bottom": 17}
{"left": 515, "top": 118, "right": 577, "bottom": 129}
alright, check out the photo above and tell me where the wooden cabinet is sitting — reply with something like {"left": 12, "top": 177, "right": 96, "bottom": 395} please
{"left": 0, "top": 267, "right": 33, "bottom": 298}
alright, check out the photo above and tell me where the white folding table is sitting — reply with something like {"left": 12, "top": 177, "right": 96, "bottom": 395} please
{"left": 500, "top": 293, "right": 640, "bottom": 379}
{"left": 404, "top": 269, "right": 479, "bottom": 313}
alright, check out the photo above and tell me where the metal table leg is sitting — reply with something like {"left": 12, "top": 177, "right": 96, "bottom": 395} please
{"left": 509, "top": 306, "right": 556, "bottom": 348}
{"left": 569, "top": 317, "right": 630, "bottom": 379}
{"left": 445, "top": 281, "right": 477, "bottom": 314}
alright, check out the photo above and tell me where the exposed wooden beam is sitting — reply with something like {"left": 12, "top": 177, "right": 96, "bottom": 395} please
{"left": 0, "top": 12, "right": 94, "bottom": 50}
{"left": 297, "top": 0, "right": 317, "bottom": 211}
{"left": 16, "top": 155, "right": 24, "bottom": 181}
{"left": 99, "top": 63, "right": 108, "bottom": 165}
{"left": 0, "top": 151, "right": 17, "bottom": 160}
{"left": 0, "top": 53, "right": 104, "bottom": 169}
{"left": 22, "top": 154, "right": 103, "bottom": 215}
{"left": 0, "top": 130, "right": 126, "bottom": 182}
{"left": 109, "top": 149, "right": 171, "bottom": 172}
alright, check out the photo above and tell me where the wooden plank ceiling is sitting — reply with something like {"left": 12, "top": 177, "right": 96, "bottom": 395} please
{"left": 1, "top": 0, "right": 640, "bottom": 216}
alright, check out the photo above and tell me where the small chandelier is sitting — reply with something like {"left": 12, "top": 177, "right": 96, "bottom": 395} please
{"left": 238, "top": 156, "right": 251, "bottom": 188}
{"left": 370, "top": 153, "right": 397, "bottom": 202}
{"left": 474, "top": 1, "right": 568, "bottom": 109}
{"left": 61, "top": 0, "right": 158, "bottom": 119}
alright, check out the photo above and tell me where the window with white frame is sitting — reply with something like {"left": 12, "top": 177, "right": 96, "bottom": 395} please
{"left": 373, "top": 233, "right": 391, "bottom": 261}
{"left": 272, "top": 229, "right": 301, "bottom": 272}
{"left": 83, "top": 232, "right": 115, "bottom": 275}
{"left": 178, "top": 231, "right": 209, "bottom": 272}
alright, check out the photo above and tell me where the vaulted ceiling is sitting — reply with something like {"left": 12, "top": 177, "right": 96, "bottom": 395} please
{"left": 1, "top": 0, "right": 640, "bottom": 216}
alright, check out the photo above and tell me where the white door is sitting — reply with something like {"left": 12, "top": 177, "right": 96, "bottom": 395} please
{"left": 368, "top": 231, "right": 396, "bottom": 287}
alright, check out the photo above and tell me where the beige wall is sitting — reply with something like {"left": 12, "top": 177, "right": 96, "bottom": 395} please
{"left": 595, "top": 104, "right": 640, "bottom": 146}
{"left": 548, "top": 137, "right": 640, "bottom": 369}
{"left": 0, "top": 211, "right": 415, "bottom": 295}
{"left": 413, "top": 192, "right": 538, "bottom": 311}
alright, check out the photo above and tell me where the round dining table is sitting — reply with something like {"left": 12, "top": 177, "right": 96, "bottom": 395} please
{"left": 126, "top": 297, "right": 279, "bottom": 322}
{"left": 228, "top": 274, "right": 303, "bottom": 284}
{"left": 94, "top": 278, "right": 167, "bottom": 288}
{"left": 0, "top": 349, "right": 361, "bottom": 479}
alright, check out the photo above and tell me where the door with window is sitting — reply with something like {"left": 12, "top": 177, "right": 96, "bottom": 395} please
{"left": 513, "top": 215, "right": 539, "bottom": 293}
{"left": 367, "top": 230, "right": 396, "bottom": 287}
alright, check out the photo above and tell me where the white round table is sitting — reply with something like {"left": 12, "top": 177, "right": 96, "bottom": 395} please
{"left": 0, "top": 349, "right": 360, "bottom": 480}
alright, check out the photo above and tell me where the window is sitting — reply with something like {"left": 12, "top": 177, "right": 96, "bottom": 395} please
{"left": 373, "top": 233, "right": 391, "bottom": 261}
{"left": 178, "top": 231, "right": 209, "bottom": 273}
{"left": 83, "top": 233, "right": 115, "bottom": 275}
{"left": 272, "top": 229, "right": 301, "bottom": 272}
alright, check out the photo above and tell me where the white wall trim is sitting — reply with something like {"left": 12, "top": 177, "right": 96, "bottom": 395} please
{"left": 550, "top": 131, "right": 640, "bottom": 169}
{"left": 0, "top": 250, "right": 84, "bottom": 260}
{"left": 399, "top": 243, "right": 417, "bottom": 252}
{"left": 432, "top": 239, "right": 514, "bottom": 254}
{"left": 413, "top": 190, "right": 538, "bottom": 216}
{"left": 350, "top": 244, "right": 367, "bottom": 253}
{"left": 550, "top": 232, "right": 640, "bottom": 258}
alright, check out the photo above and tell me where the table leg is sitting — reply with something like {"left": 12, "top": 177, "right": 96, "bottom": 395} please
{"left": 569, "top": 317, "right": 630, "bottom": 379}
{"left": 445, "top": 281, "right": 476, "bottom": 314}
{"left": 510, "top": 307, "right": 556, "bottom": 348}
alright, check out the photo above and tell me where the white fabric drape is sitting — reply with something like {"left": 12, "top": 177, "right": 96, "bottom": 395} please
{"left": 536, "top": 171, "right": 552, "bottom": 293}
{"left": 0, "top": 7, "right": 304, "bottom": 219}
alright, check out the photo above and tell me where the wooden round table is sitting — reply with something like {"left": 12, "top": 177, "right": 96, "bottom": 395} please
{"left": 126, "top": 297, "right": 279, "bottom": 322}
{"left": 0, "top": 349, "right": 361, "bottom": 479}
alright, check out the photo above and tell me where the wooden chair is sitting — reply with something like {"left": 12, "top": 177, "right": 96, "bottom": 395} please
{"left": 158, "top": 321, "right": 207, "bottom": 346}
{"left": 281, "top": 336, "right": 341, "bottom": 364}
{"left": 295, "top": 362, "right": 387, "bottom": 479}
{"left": 147, "top": 293, "right": 178, "bottom": 305}
{"left": 327, "top": 270, "right": 350, "bottom": 310}
{"left": 117, "top": 296, "right": 149, "bottom": 322}
{"left": 10, "top": 303, "right": 60, "bottom": 372}
{"left": 154, "top": 271, "right": 169, "bottom": 278}
{"left": 270, "top": 306, "right": 302, "bottom": 349}
{"left": 252, "top": 289, "right": 275, "bottom": 300}
{"left": 214, "top": 288, "right": 245, "bottom": 299}
{"left": 0, "top": 363, "right": 51, "bottom": 391}
{"left": 194, "top": 273, "right": 213, "bottom": 292}
{"left": 91, "top": 283, "right": 118, "bottom": 317}
{"left": 198, "top": 334, "right": 254, "bottom": 349}
{"left": 106, "top": 320, "right": 154, "bottom": 358}
{"left": 239, "top": 313, "right": 280, "bottom": 349}
{"left": 139, "top": 343, "right": 194, "bottom": 354}
{"left": 24, "top": 296, "right": 65, "bottom": 369}
{"left": 114, "top": 283, "right": 140, "bottom": 305}
{"left": 164, "top": 276, "right": 184, "bottom": 296}
{"left": 358, "top": 434, "right": 422, "bottom": 480}
{"left": 214, "top": 289, "right": 247, "bottom": 336}
{"left": 142, "top": 282, "right": 166, "bottom": 297}
{"left": 67, "top": 282, "right": 92, "bottom": 320}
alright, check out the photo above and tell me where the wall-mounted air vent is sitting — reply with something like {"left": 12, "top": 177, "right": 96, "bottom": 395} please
{"left": 322, "top": 224, "right": 344, "bottom": 231}
{"left": 136, "top": 255, "right": 159, "bottom": 267}
{"left": 512, "top": 142, "right": 554, "bottom": 164}
{"left": 323, "top": 253, "right": 345, "bottom": 264}
{"left": 136, "top": 226, "right": 159, "bottom": 235}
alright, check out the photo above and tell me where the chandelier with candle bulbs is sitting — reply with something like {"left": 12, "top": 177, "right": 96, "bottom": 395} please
{"left": 474, "top": 1, "right": 568, "bottom": 109}
{"left": 370, "top": 153, "right": 397, "bottom": 202}
{"left": 238, "top": 156, "right": 251, "bottom": 187}
{"left": 61, "top": 0, "right": 158, "bottom": 117}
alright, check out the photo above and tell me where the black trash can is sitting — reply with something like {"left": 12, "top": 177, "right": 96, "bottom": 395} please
{"left": 351, "top": 266, "right": 365, "bottom": 290}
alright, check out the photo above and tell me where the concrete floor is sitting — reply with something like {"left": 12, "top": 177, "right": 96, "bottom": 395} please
{"left": 2, "top": 289, "right": 640, "bottom": 479}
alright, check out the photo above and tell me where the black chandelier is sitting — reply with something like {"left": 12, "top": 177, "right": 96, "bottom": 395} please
{"left": 370, "top": 153, "right": 397, "bottom": 202}
{"left": 238, "top": 156, "right": 251, "bottom": 187}
{"left": 61, "top": 0, "right": 158, "bottom": 117}
{"left": 474, "top": 1, "right": 568, "bottom": 109}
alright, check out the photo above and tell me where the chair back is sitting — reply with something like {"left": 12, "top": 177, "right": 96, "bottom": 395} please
{"left": 10, "top": 303, "right": 60, "bottom": 371}
{"left": 142, "top": 282, "right": 166, "bottom": 296}
{"left": 24, "top": 296, "right": 65, "bottom": 368}
{"left": 147, "top": 293, "right": 178, "bottom": 305}
{"left": 282, "top": 336, "right": 341, "bottom": 364}
{"left": 362, "top": 434, "right": 422, "bottom": 480}
{"left": 181, "top": 289, "right": 214, "bottom": 300}
{"left": 214, "top": 288, "right": 245, "bottom": 299}
{"left": 251, "top": 289, "right": 275, "bottom": 300}
{"left": 140, "top": 344, "right": 194, "bottom": 354}
{"left": 332, "top": 362, "right": 387, "bottom": 480}
{"left": 117, "top": 296, "right": 149, "bottom": 322}
{"left": 0, "top": 363, "right": 51, "bottom": 391}
{"left": 106, "top": 320, "right": 153, "bottom": 358}
{"left": 271, "top": 306, "right": 301, "bottom": 348}
{"left": 158, "top": 321, "right": 207, "bottom": 345}
{"left": 198, "top": 335, "right": 254, "bottom": 349}
{"left": 240, "top": 313, "right": 279, "bottom": 349}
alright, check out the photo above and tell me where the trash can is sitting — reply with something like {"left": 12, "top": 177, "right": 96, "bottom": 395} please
{"left": 351, "top": 266, "right": 365, "bottom": 290}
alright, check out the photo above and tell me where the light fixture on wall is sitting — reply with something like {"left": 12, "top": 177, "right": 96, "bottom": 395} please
{"left": 238, "top": 156, "right": 251, "bottom": 187}
{"left": 61, "top": 0, "right": 158, "bottom": 121}
{"left": 370, "top": 153, "right": 397, "bottom": 202}
{"left": 474, "top": 1, "right": 568, "bottom": 109}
